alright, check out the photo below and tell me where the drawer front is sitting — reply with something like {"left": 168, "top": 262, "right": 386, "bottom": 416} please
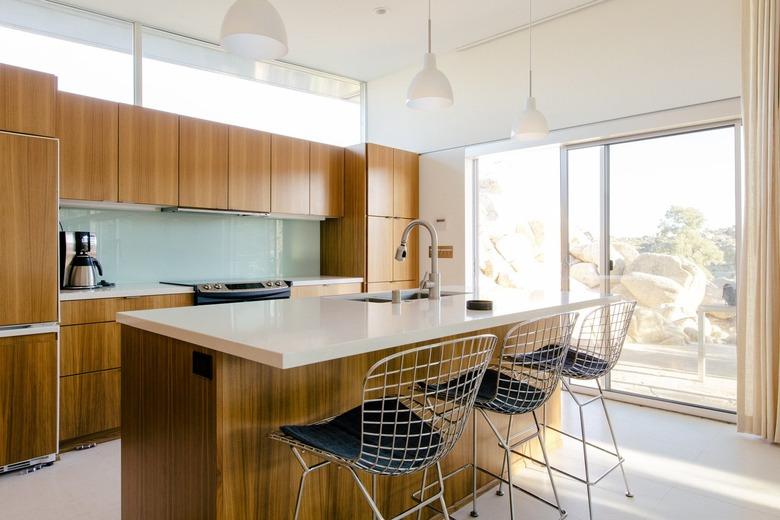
{"left": 60, "top": 323, "right": 120, "bottom": 376}
{"left": 290, "top": 283, "right": 362, "bottom": 299}
{"left": 61, "top": 293, "right": 194, "bottom": 325}
{"left": 59, "top": 369, "right": 120, "bottom": 441}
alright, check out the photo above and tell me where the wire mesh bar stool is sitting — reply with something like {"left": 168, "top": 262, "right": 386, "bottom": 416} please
{"left": 269, "top": 334, "right": 497, "bottom": 520}
{"left": 413, "top": 312, "right": 578, "bottom": 520}
{"left": 518, "top": 300, "right": 637, "bottom": 520}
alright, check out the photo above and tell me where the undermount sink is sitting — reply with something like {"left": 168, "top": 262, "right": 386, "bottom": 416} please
{"left": 345, "top": 291, "right": 465, "bottom": 303}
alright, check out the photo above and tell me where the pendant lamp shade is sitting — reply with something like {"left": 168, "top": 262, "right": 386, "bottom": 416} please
{"left": 511, "top": 96, "right": 549, "bottom": 141}
{"left": 406, "top": 53, "right": 454, "bottom": 110}
{"left": 220, "top": 0, "right": 288, "bottom": 60}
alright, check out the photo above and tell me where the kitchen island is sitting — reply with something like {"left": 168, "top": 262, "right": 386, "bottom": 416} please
{"left": 117, "top": 290, "right": 615, "bottom": 520}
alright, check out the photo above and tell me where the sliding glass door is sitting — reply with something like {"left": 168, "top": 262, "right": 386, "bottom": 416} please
{"left": 565, "top": 124, "right": 740, "bottom": 411}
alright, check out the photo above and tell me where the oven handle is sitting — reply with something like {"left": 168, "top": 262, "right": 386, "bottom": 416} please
{"left": 195, "top": 288, "right": 291, "bottom": 302}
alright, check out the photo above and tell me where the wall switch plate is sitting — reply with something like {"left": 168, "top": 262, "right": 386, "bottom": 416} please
{"left": 429, "top": 245, "right": 454, "bottom": 259}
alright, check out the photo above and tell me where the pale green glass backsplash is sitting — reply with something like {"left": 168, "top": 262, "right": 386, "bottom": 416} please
{"left": 59, "top": 209, "right": 320, "bottom": 283}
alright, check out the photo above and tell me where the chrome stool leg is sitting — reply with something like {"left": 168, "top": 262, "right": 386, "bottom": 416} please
{"left": 578, "top": 397, "right": 593, "bottom": 520}
{"left": 471, "top": 411, "right": 479, "bottom": 517}
{"left": 495, "top": 415, "right": 513, "bottom": 497}
{"left": 533, "top": 411, "right": 566, "bottom": 519}
{"left": 597, "top": 380, "right": 633, "bottom": 497}
{"left": 289, "top": 447, "right": 331, "bottom": 520}
{"left": 436, "top": 462, "right": 451, "bottom": 520}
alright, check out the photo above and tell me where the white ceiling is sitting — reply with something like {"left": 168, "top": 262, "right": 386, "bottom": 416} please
{"left": 63, "top": 0, "right": 599, "bottom": 80}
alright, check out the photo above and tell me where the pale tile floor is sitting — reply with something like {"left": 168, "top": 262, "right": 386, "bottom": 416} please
{"left": 1, "top": 397, "right": 779, "bottom": 520}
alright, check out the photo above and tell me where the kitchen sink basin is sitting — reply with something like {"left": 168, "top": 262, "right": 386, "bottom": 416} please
{"left": 344, "top": 291, "right": 466, "bottom": 303}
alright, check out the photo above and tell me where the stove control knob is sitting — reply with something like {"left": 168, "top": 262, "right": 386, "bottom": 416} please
{"left": 276, "top": 281, "right": 283, "bottom": 286}
{"left": 215, "top": 284, "right": 222, "bottom": 289}
{"left": 203, "top": 284, "right": 211, "bottom": 290}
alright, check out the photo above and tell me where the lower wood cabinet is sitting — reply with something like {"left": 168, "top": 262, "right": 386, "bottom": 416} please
{"left": 60, "top": 369, "right": 121, "bottom": 443}
{"left": 0, "top": 333, "right": 57, "bottom": 467}
{"left": 59, "top": 293, "right": 193, "bottom": 450}
{"left": 290, "top": 282, "right": 362, "bottom": 299}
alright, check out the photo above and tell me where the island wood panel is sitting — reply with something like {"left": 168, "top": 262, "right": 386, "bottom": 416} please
{"left": 0, "top": 133, "right": 58, "bottom": 327}
{"left": 121, "top": 325, "right": 561, "bottom": 520}
{"left": 118, "top": 105, "right": 179, "bottom": 206}
{"left": 320, "top": 143, "right": 367, "bottom": 279}
{"left": 179, "top": 117, "right": 229, "bottom": 210}
{"left": 366, "top": 216, "right": 394, "bottom": 283}
{"left": 0, "top": 333, "right": 57, "bottom": 467}
{"left": 56, "top": 92, "right": 119, "bottom": 201}
{"left": 61, "top": 294, "right": 193, "bottom": 326}
{"left": 271, "top": 135, "right": 310, "bottom": 215}
{"left": 366, "top": 143, "right": 394, "bottom": 217}
{"left": 393, "top": 218, "right": 420, "bottom": 282}
{"left": 393, "top": 149, "right": 419, "bottom": 219}
{"left": 60, "top": 322, "right": 121, "bottom": 376}
{"left": 228, "top": 126, "right": 271, "bottom": 213}
{"left": 309, "top": 142, "right": 343, "bottom": 217}
{"left": 290, "top": 282, "right": 362, "bottom": 299}
{"left": 0, "top": 64, "right": 57, "bottom": 137}
{"left": 60, "top": 368, "right": 121, "bottom": 441}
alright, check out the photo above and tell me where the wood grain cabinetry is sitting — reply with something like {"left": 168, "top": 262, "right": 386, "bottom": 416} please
{"left": 59, "top": 293, "right": 193, "bottom": 449}
{"left": 393, "top": 149, "right": 419, "bottom": 219}
{"left": 393, "top": 218, "right": 419, "bottom": 282}
{"left": 0, "top": 333, "right": 57, "bottom": 467}
{"left": 271, "top": 135, "right": 310, "bottom": 214}
{"left": 290, "top": 283, "right": 361, "bottom": 299}
{"left": 0, "top": 64, "right": 57, "bottom": 137}
{"left": 0, "top": 133, "right": 58, "bottom": 327}
{"left": 56, "top": 92, "right": 119, "bottom": 201}
{"left": 179, "top": 117, "right": 228, "bottom": 209}
{"left": 367, "top": 216, "right": 394, "bottom": 283}
{"left": 228, "top": 126, "right": 271, "bottom": 213}
{"left": 118, "top": 105, "right": 179, "bottom": 206}
{"left": 309, "top": 142, "right": 343, "bottom": 217}
{"left": 367, "top": 143, "right": 394, "bottom": 217}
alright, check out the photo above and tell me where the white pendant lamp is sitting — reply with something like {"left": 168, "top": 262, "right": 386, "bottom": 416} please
{"left": 511, "top": 0, "right": 549, "bottom": 141}
{"left": 220, "top": 0, "right": 288, "bottom": 61}
{"left": 406, "top": 0, "right": 453, "bottom": 110}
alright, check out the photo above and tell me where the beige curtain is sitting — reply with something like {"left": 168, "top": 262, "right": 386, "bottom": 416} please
{"left": 738, "top": 0, "right": 780, "bottom": 442}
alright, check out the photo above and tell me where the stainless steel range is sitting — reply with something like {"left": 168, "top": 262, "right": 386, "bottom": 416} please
{"left": 160, "top": 279, "right": 291, "bottom": 305}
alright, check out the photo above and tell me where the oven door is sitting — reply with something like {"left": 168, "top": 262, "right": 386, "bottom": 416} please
{"left": 194, "top": 287, "right": 291, "bottom": 306}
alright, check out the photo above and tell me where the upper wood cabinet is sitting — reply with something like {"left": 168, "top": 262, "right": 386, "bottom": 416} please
{"left": 0, "top": 333, "right": 57, "bottom": 467}
{"left": 118, "top": 105, "right": 179, "bottom": 206}
{"left": 310, "top": 142, "right": 343, "bottom": 217}
{"left": 228, "top": 126, "right": 271, "bottom": 213}
{"left": 393, "top": 149, "right": 419, "bottom": 219}
{"left": 271, "top": 135, "right": 310, "bottom": 214}
{"left": 393, "top": 218, "right": 419, "bottom": 282}
{"left": 0, "top": 133, "right": 58, "bottom": 327}
{"left": 367, "top": 216, "right": 394, "bottom": 283}
{"left": 56, "top": 92, "right": 119, "bottom": 202}
{"left": 0, "top": 64, "right": 56, "bottom": 137}
{"left": 179, "top": 117, "right": 229, "bottom": 209}
{"left": 367, "top": 144, "right": 394, "bottom": 217}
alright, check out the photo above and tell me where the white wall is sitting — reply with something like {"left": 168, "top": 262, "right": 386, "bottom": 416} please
{"left": 366, "top": 0, "right": 741, "bottom": 154}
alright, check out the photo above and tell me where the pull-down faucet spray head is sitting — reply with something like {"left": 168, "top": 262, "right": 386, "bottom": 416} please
{"left": 395, "top": 242, "right": 407, "bottom": 261}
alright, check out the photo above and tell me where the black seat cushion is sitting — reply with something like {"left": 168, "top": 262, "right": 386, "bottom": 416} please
{"left": 421, "top": 368, "right": 547, "bottom": 415}
{"left": 281, "top": 397, "right": 440, "bottom": 473}
{"left": 510, "top": 344, "right": 610, "bottom": 379}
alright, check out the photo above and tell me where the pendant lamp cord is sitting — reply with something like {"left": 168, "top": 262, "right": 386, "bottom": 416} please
{"left": 528, "top": 0, "right": 533, "bottom": 97}
{"left": 427, "top": 0, "right": 432, "bottom": 53}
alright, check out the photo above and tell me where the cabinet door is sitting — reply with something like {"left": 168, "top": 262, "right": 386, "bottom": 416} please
{"left": 0, "top": 333, "right": 57, "bottom": 466}
{"left": 393, "top": 149, "right": 419, "bottom": 218}
{"left": 0, "top": 133, "right": 58, "bottom": 327}
{"left": 118, "top": 105, "right": 179, "bottom": 206}
{"left": 60, "top": 369, "right": 121, "bottom": 442}
{"left": 228, "top": 126, "right": 271, "bottom": 212}
{"left": 367, "top": 143, "right": 394, "bottom": 217}
{"left": 309, "top": 142, "right": 343, "bottom": 217}
{"left": 179, "top": 117, "right": 228, "bottom": 209}
{"left": 271, "top": 135, "right": 310, "bottom": 214}
{"left": 367, "top": 216, "right": 394, "bottom": 283}
{"left": 393, "top": 218, "right": 420, "bottom": 282}
{"left": 0, "top": 64, "right": 56, "bottom": 137}
{"left": 57, "top": 92, "right": 119, "bottom": 201}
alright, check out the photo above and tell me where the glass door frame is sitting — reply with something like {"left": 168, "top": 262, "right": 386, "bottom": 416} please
{"left": 560, "top": 120, "right": 743, "bottom": 420}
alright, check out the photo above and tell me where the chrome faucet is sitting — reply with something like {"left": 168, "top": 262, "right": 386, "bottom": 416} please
{"left": 395, "top": 219, "right": 441, "bottom": 300}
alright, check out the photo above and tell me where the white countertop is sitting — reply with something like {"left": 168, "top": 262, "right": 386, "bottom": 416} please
{"left": 59, "top": 277, "right": 364, "bottom": 301}
{"left": 116, "top": 290, "right": 616, "bottom": 370}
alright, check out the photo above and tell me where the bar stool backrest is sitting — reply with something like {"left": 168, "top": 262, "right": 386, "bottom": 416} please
{"left": 358, "top": 334, "right": 497, "bottom": 476}
{"left": 490, "top": 312, "right": 578, "bottom": 412}
{"left": 569, "top": 300, "right": 637, "bottom": 379}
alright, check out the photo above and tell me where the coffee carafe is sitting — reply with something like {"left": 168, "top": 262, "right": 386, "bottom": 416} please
{"left": 60, "top": 231, "right": 107, "bottom": 289}
{"left": 66, "top": 253, "right": 103, "bottom": 289}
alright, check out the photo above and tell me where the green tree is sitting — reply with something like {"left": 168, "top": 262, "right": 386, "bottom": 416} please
{"left": 654, "top": 206, "right": 724, "bottom": 268}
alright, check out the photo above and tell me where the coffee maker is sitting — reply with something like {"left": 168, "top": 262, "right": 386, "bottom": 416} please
{"left": 60, "top": 231, "right": 105, "bottom": 289}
